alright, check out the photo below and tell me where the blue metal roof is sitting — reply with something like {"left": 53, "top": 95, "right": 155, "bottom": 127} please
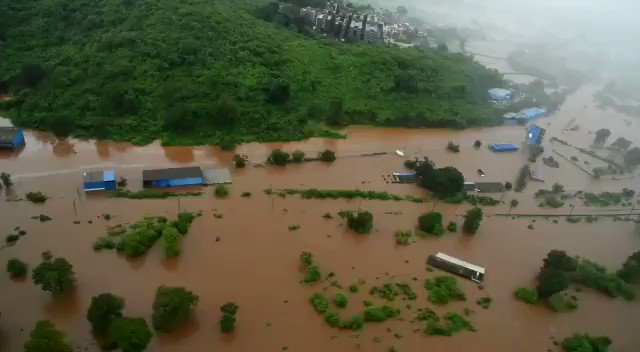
{"left": 517, "top": 107, "right": 547, "bottom": 120}
{"left": 103, "top": 170, "right": 116, "bottom": 182}
{"left": 526, "top": 125, "right": 546, "bottom": 145}
{"left": 490, "top": 143, "right": 519, "bottom": 152}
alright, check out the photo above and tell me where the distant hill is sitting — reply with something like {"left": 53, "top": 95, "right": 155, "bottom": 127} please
{"left": 0, "top": 0, "right": 504, "bottom": 145}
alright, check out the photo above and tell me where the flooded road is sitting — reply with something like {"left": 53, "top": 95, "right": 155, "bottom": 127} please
{"left": 1, "top": 83, "right": 640, "bottom": 350}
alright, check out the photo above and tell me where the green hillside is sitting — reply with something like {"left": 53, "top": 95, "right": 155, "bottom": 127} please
{"left": 0, "top": 0, "right": 504, "bottom": 145}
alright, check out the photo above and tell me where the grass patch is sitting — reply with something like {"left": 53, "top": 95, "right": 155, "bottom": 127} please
{"left": 264, "top": 188, "right": 423, "bottom": 202}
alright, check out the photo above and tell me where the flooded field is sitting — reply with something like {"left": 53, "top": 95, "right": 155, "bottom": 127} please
{"left": 1, "top": 82, "right": 640, "bottom": 351}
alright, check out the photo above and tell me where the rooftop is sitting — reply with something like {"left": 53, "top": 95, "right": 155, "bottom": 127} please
{"left": 0, "top": 127, "right": 19, "bottom": 142}
{"left": 83, "top": 170, "right": 116, "bottom": 183}
{"left": 143, "top": 167, "right": 203, "bottom": 181}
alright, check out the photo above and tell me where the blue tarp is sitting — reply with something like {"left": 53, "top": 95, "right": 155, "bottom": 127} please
{"left": 490, "top": 144, "right": 519, "bottom": 152}
{"left": 488, "top": 88, "right": 512, "bottom": 102}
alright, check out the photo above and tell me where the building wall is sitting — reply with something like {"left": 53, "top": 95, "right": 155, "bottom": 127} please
{"left": 145, "top": 177, "right": 203, "bottom": 188}
{"left": 12, "top": 129, "right": 24, "bottom": 149}
{"left": 84, "top": 181, "right": 116, "bottom": 191}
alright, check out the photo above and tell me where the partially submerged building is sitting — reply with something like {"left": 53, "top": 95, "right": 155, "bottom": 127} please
{"left": 489, "top": 143, "right": 519, "bottom": 152}
{"left": 516, "top": 107, "right": 547, "bottom": 122}
{"left": 143, "top": 167, "right": 203, "bottom": 188}
{"left": 475, "top": 182, "right": 505, "bottom": 193}
{"left": 83, "top": 170, "right": 116, "bottom": 192}
{"left": 488, "top": 88, "right": 512, "bottom": 102}
{"left": 392, "top": 172, "right": 417, "bottom": 184}
{"left": 427, "top": 252, "right": 485, "bottom": 283}
{"left": 0, "top": 127, "right": 25, "bottom": 149}
{"left": 202, "top": 168, "right": 232, "bottom": 185}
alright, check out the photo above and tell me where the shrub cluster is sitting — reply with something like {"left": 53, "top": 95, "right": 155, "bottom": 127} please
{"left": 423, "top": 276, "right": 466, "bottom": 305}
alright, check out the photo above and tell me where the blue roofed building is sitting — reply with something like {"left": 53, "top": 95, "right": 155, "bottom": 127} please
{"left": 143, "top": 167, "right": 203, "bottom": 188}
{"left": 0, "top": 127, "right": 25, "bottom": 149}
{"left": 83, "top": 170, "right": 117, "bottom": 192}
{"left": 489, "top": 143, "right": 519, "bottom": 152}
{"left": 488, "top": 88, "right": 512, "bottom": 102}
{"left": 516, "top": 107, "right": 547, "bottom": 121}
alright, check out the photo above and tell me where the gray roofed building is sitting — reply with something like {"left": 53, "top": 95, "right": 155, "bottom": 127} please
{"left": 142, "top": 167, "right": 203, "bottom": 181}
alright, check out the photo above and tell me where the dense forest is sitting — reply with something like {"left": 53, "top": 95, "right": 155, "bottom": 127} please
{"left": 0, "top": 0, "right": 504, "bottom": 145}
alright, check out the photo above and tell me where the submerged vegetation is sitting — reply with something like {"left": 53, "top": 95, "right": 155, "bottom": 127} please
{"left": 339, "top": 210, "right": 374, "bottom": 234}
{"left": 300, "top": 251, "right": 322, "bottom": 284}
{"left": 264, "top": 188, "right": 423, "bottom": 202}
{"left": 32, "top": 256, "right": 76, "bottom": 297}
{"left": 25, "top": 191, "right": 48, "bottom": 203}
{"left": 152, "top": 286, "right": 199, "bottom": 333}
{"left": 6, "top": 258, "right": 29, "bottom": 278}
{"left": 424, "top": 276, "right": 466, "bottom": 305}
{"left": 394, "top": 230, "right": 412, "bottom": 245}
{"left": 24, "top": 320, "right": 73, "bottom": 352}
{"left": 93, "top": 213, "right": 199, "bottom": 259}
{"left": 561, "top": 333, "right": 612, "bottom": 352}
{"left": 219, "top": 302, "right": 239, "bottom": 333}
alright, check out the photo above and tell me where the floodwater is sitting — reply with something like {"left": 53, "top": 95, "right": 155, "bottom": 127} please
{"left": 1, "top": 87, "right": 640, "bottom": 350}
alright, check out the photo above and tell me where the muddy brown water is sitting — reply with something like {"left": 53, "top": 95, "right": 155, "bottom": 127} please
{"left": 1, "top": 84, "right": 640, "bottom": 352}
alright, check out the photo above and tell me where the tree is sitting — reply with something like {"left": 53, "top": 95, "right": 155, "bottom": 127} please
{"left": 219, "top": 302, "right": 239, "bottom": 333}
{"left": 624, "top": 147, "right": 640, "bottom": 167}
{"left": 233, "top": 154, "right": 246, "bottom": 168}
{"left": 110, "top": 317, "right": 152, "bottom": 352}
{"left": 609, "top": 137, "right": 632, "bottom": 151}
{"left": 474, "top": 140, "right": 482, "bottom": 148}
{"left": 0, "top": 172, "right": 13, "bottom": 187}
{"left": 536, "top": 269, "right": 571, "bottom": 298}
{"left": 462, "top": 207, "right": 483, "bottom": 234}
{"left": 32, "top": 257, "right": 76, "bottom": 297}
{"left": 562, "top": 333, "right": 611, "bottom": 352}
{"left": 292, "top": 150, "right": 305, "bottom": 162}
{"left": 505, "top": 181, "right": 513, "bottom": 190}
{"left": 618, "top": 251, "right": 640, "bottom": 284}
{"left": 20, "top": 63, "right": 47, "bottom": 88}
{"left": 419, "top": 166, "right": 464, "bottom": 197}
{"left": 333, "top": 293, "right": 348, "bottom": 308}
{"left": 326, "top": 98, "right": 345, "bottom": 125}
{"left": 267, "top": 79, "right": 290, "bottom": 104}
{"left": 267, "top": 149, "right": 291, "bottom": 166}
{"left": 594, "top": 128, "right": 611, "bottom": 145}
{"left": 212, "top": 97, "right": 239, "bottom": 127}
{"left": 542, "top": 250, "right": 578, "bottom": 272}
{"left": 345, "top": 211, "right": 373, "bottom": 234}
{"left": 508, "top": 199, "right": 519, "bottom": 214}
{"left": 418, "top": 212, "right": 443, "bottom": 234}
{"left": 6, "top": 258, "right": 28, "bottom": 278}
{"left": 152, "top": 286, "right": 199, "bottom": 332}
{"left": 161, "top": 226, "right": 182, "bottom": 258}
{"left": 46, "top": 113, "right": 75, "bottom": 137}
{"left": 318, "top": 149, "right": 336, "bottom": 162}
{"left": 87, "top": 293, "right": 125, "bottom": 338}
{"left": 24, "top": 320, "right": 72, "bottom": 352}
{"left": 396, "top": 6, "right": 408, "bottom": 16}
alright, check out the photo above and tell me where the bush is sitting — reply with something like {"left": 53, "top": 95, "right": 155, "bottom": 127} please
{"left": 476, "top": 296, "right": 492, "bottom": 309}
{"left": 119, "top": 219, "right": 165, "bottom": 257}
{"left": 219, "top": 302, "right": 239, "bottom": 333}
{"left": 395, "top": 230, "right": 412, "bottom": 245}
{"left": 548, "top": 292, "right": 578, "bottom": 312}
{"left": 344, "top": 211, "right": 374, "bottom": 234}
{"left": 172, "top": 211, "right": 196, "bottom": 235}
{"left": 24, "top": 320, "right": 72, "bottom": 352}
{"left": 318, "top": 149, "right": 336, "bottom": 162}
{"left": 369, "top": 283, "right": 399, "bottom": 301}
{"left": 562, "top": 333, "right": 612, "bottom": 352}
{"left": 537, "top": 269, "right": 571, "bottom": 298}
{"left": 396, "top": 283, "right": 417, "bottom": 300}
{"left": 0, "top": 172, "right": 13, "bottom": 187}
{"left": 505, "top": 181, "right": 513, "bottom": 190}
{"left": 241, "top": 192, "right": 252, "bottom": 198}
{"left": 446, "top": 141, "right": 460, "bottom": 153}
{"left": 618, "top": 251, "right": 640, "bottom": 284}
{"left": 424, "top": 276, "right": 466, "bottom": 305}
{"left": 32, "top": 257, "right": 76, "bottom": 297}
{"left": 447, "top": 221, "right": 457, "bottom": 232}
{"left": 233, "top": 154, "right": 246, "bottom": 168}
{"left": 349, "top": 284, "right": 359, "bottom": 293}
{"left": 514, "top": 287, "right": 539, "bottom": 304}
{"left": 93, "top": 237, "right": 116, "bottom": 251}
{"left": 417, "top": 164, "right": 464, "bottom": 198}
{"left": 110, "top": 317, "right": 152, "bottom": 352}
{"left": 309, "top": 293, "right": 329, "bottom": 313}
{"left": 433, "top": 223, "right": 445, "bottom": 237}
{"left": 267, "top": 149, "right": 291, "bottom": 166}
{"left": 292, "top": 150, "right": 306, "bottom": 162}
{"left": 152, "top": 286, "right": 199, "bottom": 332}
{"left": 474, "top": 140, "right": 482, "bottom": 148}
{"left": 333, "top": 293, "right": 348, "bottom": 308}
{"left": 418, "top": 212, "right": 442, "bottom": 233}
{"left": 462, "top": 207, "right": 483, "bottom": 234}
{"left": 7, "top": 258, "right": 28, "bottom": 278}
{"left": 161, "top": 226, "right": 182, "bottom": 258}
{"left": 363, "top": 306, "right": 399, "bottom": 322}
{"left": 25, "top": 191, "right": 48, "bottom": 203}
{"left": 544, "top": 196, "right": 564, "bottom": 208}
{"left": 300, "top": 251, "right": 322, "bottom": 284}
{"left": 215, "top": 184, "right": 229, "bottom": 198}
{"left": 87, "top": 293, "right": 125, "bottom": 337}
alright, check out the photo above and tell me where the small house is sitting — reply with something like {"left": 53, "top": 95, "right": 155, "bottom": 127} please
{"left": 516, "top": 107, "right": 547, "bottom": 122}
{"left": 475, "top": 182, "right": 505, "bottom": 193}
{"left": 392, "top": 172, "right": 417, "bottom": 184}
{"left": 0, "top": 127, "right": 25, "bottom": 149}
{"left": 463, "top": 181, "right": 477, "bottom": 192}
{"left": 83, "top": 170, "right": 116, "bottom": 192}
{"left": 427, "top": 252, "right": 485, "bottom": 283}
{"left": 489, "top": 143, "right": 519, "bottom": 152}
{"left": 143, "top": 167, "right": 203, "bottom": 188}
{"left": 488, "top": 88, "right": 512, "bottom": 102}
